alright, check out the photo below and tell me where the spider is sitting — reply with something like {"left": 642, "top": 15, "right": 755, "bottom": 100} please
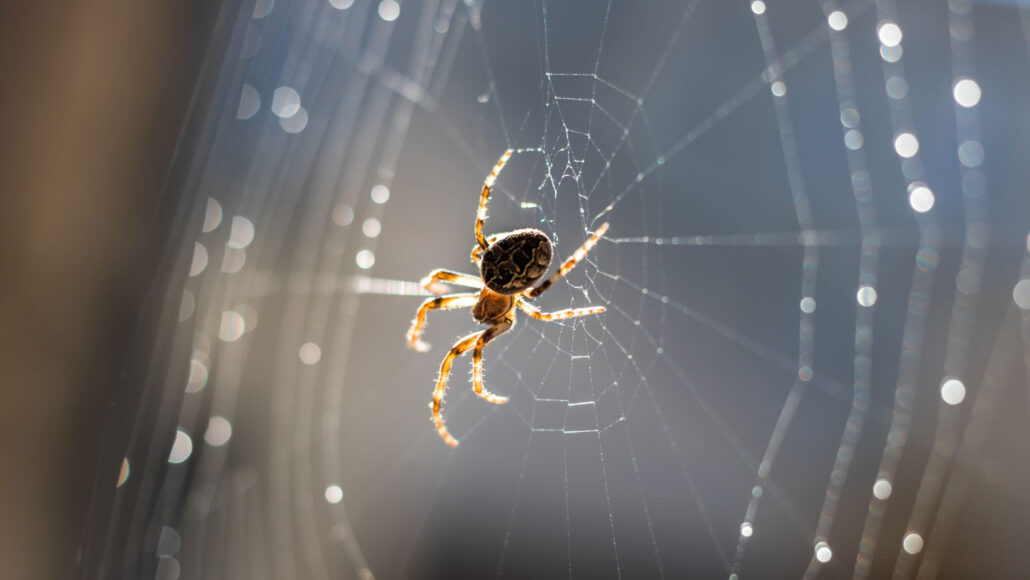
{"left": 407, "top": 149, "right": 610, "bottom": 447}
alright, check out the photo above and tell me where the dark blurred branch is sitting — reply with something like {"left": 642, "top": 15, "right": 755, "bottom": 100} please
{"left": 0, "top": 1, "right": 225, "bottom": 577}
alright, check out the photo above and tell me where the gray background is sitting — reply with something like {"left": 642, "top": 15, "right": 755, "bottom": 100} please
{"left": 75, "top": 0, "right": 1030, "bottom": 578}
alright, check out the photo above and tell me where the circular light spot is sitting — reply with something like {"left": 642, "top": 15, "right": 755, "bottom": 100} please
{"left": 852, "top": 170, "right": 870, "bottom": 189}
{"left": 894, "top": 132, "right": 919, "bottom": 158}
{"left": 329, "top": 0, "right": 354, "bottom": 8}
{"left": 841, "top": 108, "right": 860, "bottom": 128}
{"left": 221, "top": 247, "right": 246, "bottom": 273}
{"left": 228, "top": 216, "right": 255, "bottom": 249}
{"left": 325, "top": 485, "right": 344, "bottom": 504}
{"left": 958, "top": 140, "right": 984, "bottom": 168}
{"left": 219, "top": 311, "right": 246, "bottom": 342}
{"left": 873, "top": 478, "right": 893, "bottom": 500}
{"left": 117, "top": 458, "right": 130, "bottom": 487}
{"left": 953, "top": 78, "right": 981, "bottom": 108}
{"left": 815, "top": 542, "right": 833, "bottom": 563}
{"left": 253, "top": 0, "right": 274, "bottom": 18}
{"left": 300, "top": 342, "right": 322, "bottom": 365}
{"left": 800, "top": 297, "right": 816, "bottom": 313}
{"left": 844, "top": 129, "right": 864, "bottom": 150}
{"left": 957, "top": 267, "right": 982, "bottom": 295}
{"left": 916, "top": 248, "right": 940, "bottom": 272}
{"left": 951, "top": 18, "right": 974, "bottom": 41}
{"left": 941, "top": 378, "right": 967, "bottom": 405}
{"left": 770, "top": 81, "right": 786, "bottom": 97}
{"left": 908, "top": 185, "right": 935, "bottom": 213}
{"left": 798, "top": 366, "right": 813, "bottom": 381}
{"left": 968, "top": 222, "right": 990, "bottom": 249}
{"left": 169, "top": 429, "right": 193, "bottom": 464}
{"left": 156, "top": 556, "right": 180, "bottom": 580}
{"left": 204, "top": 416, "right": 233, "bottom": 446}
{"left": 886, "top": 76, "right": 909, "bottom": 99}
{"left": 828, "top": 10, "right": 847, "bottom": 30}
{"left": 362, "top": 218, "right": 382, "bottom": 238}
{"left": 179, "top": 290, "right": 195, "bottom": 322}
{"left": 740, "top": 522, "right": 754, "bottom": 537}
{"left": 186, "top": 359, "right": 209, "bottom": 393}
{"left": 370, "top": 184, "right": 391, "bottom": 204}
{"left": 332, "top": 204, "right": 354, "bottom": 226}
{"left": 236, "top": 304, "right": 259, "bottom": 333}
{"left": 1013, "top": 279, "right": 1030, "bottom": 310}
{"left": 280, "top": 107, "right": 308, "bottom": 133}
{"left": 271, "top": 86, "right": 301, "bottom": 118}
{"left": 751, "top": 1, "right": 766, "bottom": 14}
{"left": 962, "top": 171, "right": 986, "bottom": 198}
{"left": 857, "top": 285, "right": 878, "bottom": 307}
{"left": 880, "top": 44, "right": 903, "bottom": 63}
{"left": 236, "top": 84, "right": 260, "bottom": 120}
{"left": 190, "top": 243, "right": 208, "bottom": 277}
{"left": 878, "top": 21, "right": 903, "bottom": 47}
{"left": 203, "top": 198, "right": 223, "bottom": 232}
{"left": 902, "top": 532, "right": 924, "bottom": 554}
{"left": 355, "top": 249, "right": 375, "bottom": 269}
{"left": 157, "top": 526, "right": 182, "bottom": 557}
{"left": 378, "top": 0, "right": 400, "bottom": 21}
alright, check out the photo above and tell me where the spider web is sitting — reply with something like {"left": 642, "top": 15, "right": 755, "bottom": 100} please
{"left": 107, "top": 0, "right": 1030, "bottom": 578}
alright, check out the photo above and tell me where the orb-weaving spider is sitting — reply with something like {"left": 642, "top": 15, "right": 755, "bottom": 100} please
{"left": 407, "top": 149, "right": 610, "bottom": 447}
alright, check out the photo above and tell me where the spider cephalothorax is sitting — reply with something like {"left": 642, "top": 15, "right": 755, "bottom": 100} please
{"left": 406, "top": 149, "right": 609, "bottom": 446}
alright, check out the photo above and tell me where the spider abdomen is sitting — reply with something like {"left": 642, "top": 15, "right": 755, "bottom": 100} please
{"left": 479, "top": 228, "right": 553, "bottom": 295}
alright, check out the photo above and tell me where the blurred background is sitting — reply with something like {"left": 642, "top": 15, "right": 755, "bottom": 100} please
{"left": 2, "top": 0, "right": 1029, "bottom": 578}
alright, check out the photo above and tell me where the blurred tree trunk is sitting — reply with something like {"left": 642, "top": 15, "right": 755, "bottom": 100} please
{"left": 0, "top": 2, "right": 218, "bottom": 577}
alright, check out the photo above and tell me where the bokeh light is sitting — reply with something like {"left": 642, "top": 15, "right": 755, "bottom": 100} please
{"left": 168, "top": 429, "right": 193, "bottom": 464}
{"left": 953, "top": 78, "right": 981, "bottom": 108}
{"left": 204, "top": 416, "right": 233, "bottom": 447}
{"left": 940, "top": 378, "right": 966, "bottom": 405}
{"left": 299, "top": 342, "right": 322, "bottom": 365}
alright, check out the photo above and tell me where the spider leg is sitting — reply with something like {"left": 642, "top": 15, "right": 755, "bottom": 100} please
{"left": 517, "top": 299, "right": 605, "bottom": 321}
{"left": 472, "top": 317, "right": 514, "bottom": 405}
{"left": 470, "top": 232, "right": 507, "bottom": 265}
{"left": 406, "top": 293, "right": 479, "bottom": 353}
{"left": 420, "top": 269, "right": 484, "bottom": 294}
{"left": 525, "top": 222, "right": 609, "bottom": 299}
{"left": 432, "top": 330, "right": 484, "bottom": 447}
{"left": 476, "top": 149, "right": 514, "bottom": 250}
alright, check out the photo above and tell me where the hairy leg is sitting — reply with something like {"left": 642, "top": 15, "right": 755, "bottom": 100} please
{"left": 525, "top": 222, "right": 609, "bottom": 299}
{"left": 517, "top": 300, "right": 605, "bottom": 321}
{"left": 406, "top": 293, "right": 479, "bottom": 352}
{"left": 472, "top": 319, "right": 513, "bottom": 404}
{"left": 431, "top": 331, "right": 483, "bottom": 447}
{"left": 475, "top": 150, "right": 514, "bottom": 249}
{"left": 420, "top": 269, "right": 483, "bottom": 294}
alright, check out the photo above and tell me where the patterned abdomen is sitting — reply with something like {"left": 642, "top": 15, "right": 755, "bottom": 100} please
{"left": 480, "top": 228, "right": 553, "bottom": 295}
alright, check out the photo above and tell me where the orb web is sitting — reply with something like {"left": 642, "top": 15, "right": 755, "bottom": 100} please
{"left": 106, "top": 0, "right": 1030, "bottom": 579}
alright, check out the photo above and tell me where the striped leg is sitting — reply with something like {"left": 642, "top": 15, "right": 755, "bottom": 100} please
{"left": 472, "top": 320, "right": 513, "bottom": 404}
{"left": 475, "top": 149, "right": 514, "bottom": 249}
{"left": 420, "top": 269, "right": 483, "bottom": 294}
{"left": 406, "top": 293, "right": 479, "bottom": 352}
{"left": 525, "top": 222, "right": 609, "bottom": 299}
{"left": 517, "top": 300, "right": 606, "bottom": 321}
{"left": 471, "top": 233, "right": 505, "bottom": 264}
{"left": 431, "top": 331, "right": 484, "bottom": 447}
